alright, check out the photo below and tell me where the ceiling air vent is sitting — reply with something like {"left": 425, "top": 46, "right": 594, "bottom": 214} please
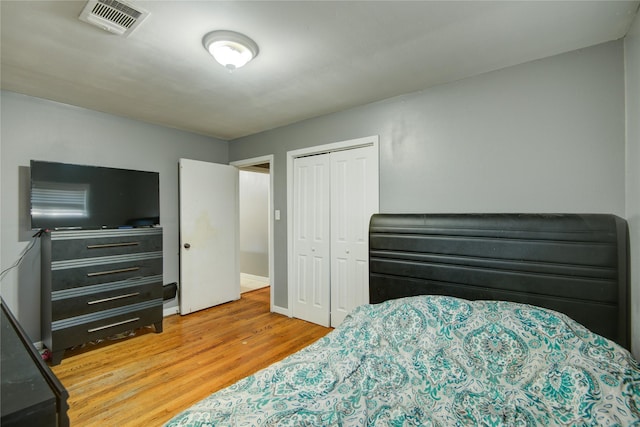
{"left": 79, "top": 0, "right": 149, "bottom": 37}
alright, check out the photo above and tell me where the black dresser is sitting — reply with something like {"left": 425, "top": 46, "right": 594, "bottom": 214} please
{"left": 1, "top": 298, "right": 69, "bottom": 426}
{"left": 41, "top": 227, "right": 163, "bottom": 365}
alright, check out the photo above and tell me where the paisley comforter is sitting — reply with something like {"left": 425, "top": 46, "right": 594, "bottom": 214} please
{"left": 165, "top": 295, "right": 640, "bottom": 426}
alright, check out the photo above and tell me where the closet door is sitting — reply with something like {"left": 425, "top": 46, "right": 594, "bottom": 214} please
{"left": 330, "top": 145, "right": 379, "bottom": 327}
{"left": 292, "top": 154, "right": 331, "bottom": 326}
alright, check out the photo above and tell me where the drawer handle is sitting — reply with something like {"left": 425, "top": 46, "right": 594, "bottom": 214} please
{"left": 87, "top": 242, "right": 140, "bottom": 249}
{"left": 88, "top": 317, "right": 140, "bottom": 333}
{"left": 87, "top": 267, "right": 140, "bottom": 277}
{"left": 87, "top": 292, "right": 140, "bottom": 305}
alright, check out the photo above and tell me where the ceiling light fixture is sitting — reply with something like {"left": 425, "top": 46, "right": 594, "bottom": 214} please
{"left": 202, "top": 30, "right": 259, "bottom": 71}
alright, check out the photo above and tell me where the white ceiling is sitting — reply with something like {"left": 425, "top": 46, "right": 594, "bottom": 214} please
{"left": 1, "top": 1, "right": 638, "bottom": 140}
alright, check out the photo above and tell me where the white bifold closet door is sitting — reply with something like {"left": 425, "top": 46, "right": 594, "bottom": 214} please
{"left": 292, "top": 145, "right": 378, "bottom": 328}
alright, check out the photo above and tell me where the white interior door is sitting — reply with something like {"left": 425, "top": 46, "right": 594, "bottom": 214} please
{"left": 330, "top": 146, "right": 379, "bottom": 327}
{"left": 292, "top": 154, "right": 331, "bottom": 326}
{"left": 179, "top": 158, "right": 240, "bottom": 315}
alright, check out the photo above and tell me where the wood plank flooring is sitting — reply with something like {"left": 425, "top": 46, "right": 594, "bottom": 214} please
{"left": 51, "top": 288, "right": 332, "bottom": 426}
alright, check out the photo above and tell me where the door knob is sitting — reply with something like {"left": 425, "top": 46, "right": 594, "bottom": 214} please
{"left": 184, "top": 243, "right": 191, "bottom": 249}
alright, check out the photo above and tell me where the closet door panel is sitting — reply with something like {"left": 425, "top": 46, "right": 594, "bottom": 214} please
{"left": 330, "top": 146, "right": 379, "bottom": 327}
{"left": 292, "top": 155, "right": 331, "bottom": 327}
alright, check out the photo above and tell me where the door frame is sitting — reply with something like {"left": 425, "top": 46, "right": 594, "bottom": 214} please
{"left": 286, "top": 135, "right": 379, "bottom": 317}
{"left": 230, "top": 155, "right": 276, "bottom": 313}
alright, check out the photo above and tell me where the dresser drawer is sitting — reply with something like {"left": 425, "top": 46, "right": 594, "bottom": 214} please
{"left": 51, "top": 255, "right": 162, "bottom": 291}
{"left": 50, "top": 229, "right": 162, "bottom": 262}
{"left": 51, "top": 276, "right": 162, "bottom": 321}
{"left": 51, "top": 301, "right": 162, "bottom": 351}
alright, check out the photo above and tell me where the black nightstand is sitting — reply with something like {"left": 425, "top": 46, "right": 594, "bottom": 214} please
{"left": 1, "top": 298, "right": 68, "bottom": 426}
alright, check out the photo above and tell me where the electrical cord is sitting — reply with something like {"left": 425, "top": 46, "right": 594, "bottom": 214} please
{"left": 0, "top": 229, "right": 45, "bottom": 282}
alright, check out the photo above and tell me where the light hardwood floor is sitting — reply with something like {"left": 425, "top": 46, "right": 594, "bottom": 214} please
{"left": 51, "top": 288, "right": 332, "bottom": 426}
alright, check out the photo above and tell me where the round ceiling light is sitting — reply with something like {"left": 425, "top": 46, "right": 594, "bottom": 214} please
{"left": 202, "top": 30, "right": 259, "bottom": 71}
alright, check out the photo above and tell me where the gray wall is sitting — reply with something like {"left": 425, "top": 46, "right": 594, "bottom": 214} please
{"left": 239, "top": 169, "right": 269, "bottom": 278}
{"left": 229, "top": 41, "right": 627, "bottom": 322}
{"left": 0, "top": 37, "right": 634, "bottom": 358}
{"left": 0, "top": 91, "right": 229, "bottom": 340}
{"left": 625, "top": 14, "right": 640, "bottom": 359}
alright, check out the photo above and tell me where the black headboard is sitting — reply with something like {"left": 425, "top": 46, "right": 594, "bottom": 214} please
{"left": 369, "top": 214, "right": 629, "bottom": 349}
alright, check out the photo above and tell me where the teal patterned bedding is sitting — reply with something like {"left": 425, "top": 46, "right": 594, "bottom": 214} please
{"left": 165, "top": 296, "right": 640, "bottom": 426}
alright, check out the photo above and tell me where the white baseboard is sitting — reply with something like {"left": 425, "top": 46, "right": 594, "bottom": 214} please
{"left": 240, "top": 273, "right": 269, "bottom": 284}
{"left": 164, "top": 306, "right": 180, "bottom": 317}
{"left": 271, "top": 305, "right": 289, "bottom": 316}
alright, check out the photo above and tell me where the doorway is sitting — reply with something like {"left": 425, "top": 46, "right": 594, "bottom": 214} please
{"left": 230, "top": 155, "right": 275, "bottom": 311}
{"left": 239, "top": 166, "right": 270, "bottom": 294}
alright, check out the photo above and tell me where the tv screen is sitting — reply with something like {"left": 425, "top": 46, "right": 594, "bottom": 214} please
{"left": 30, "top": 160, "right": 160, "bottom": 230}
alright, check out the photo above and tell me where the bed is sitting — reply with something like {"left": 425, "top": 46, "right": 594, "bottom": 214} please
{"left": 165, "top": 214, "right": 639, "bottom": 426}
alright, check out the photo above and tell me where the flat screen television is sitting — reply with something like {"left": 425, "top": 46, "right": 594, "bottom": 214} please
{"left": 30, "top": 160, "right": 160, "bottom": 230}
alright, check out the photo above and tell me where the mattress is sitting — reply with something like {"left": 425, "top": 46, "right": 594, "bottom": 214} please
{"left": 165, "top": 295, "right": 640, "bottom": 426}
